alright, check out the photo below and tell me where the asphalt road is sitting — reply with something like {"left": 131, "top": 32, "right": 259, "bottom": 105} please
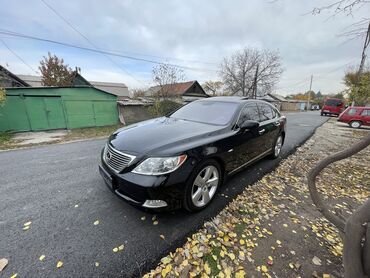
{"left": 0, "top": 111, "right": 327, "bottom": 278}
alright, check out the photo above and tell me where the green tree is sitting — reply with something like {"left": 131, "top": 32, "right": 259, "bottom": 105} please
{"left": 344, "top": 70, "right": 370, "bottom": 105}
{"left": 39, "top": 52, "right": 74, "bottom": 86}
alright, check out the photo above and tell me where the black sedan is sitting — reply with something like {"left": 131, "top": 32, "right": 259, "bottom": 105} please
{"left": 99, "top": 97, "right": 286, "bottom": 211}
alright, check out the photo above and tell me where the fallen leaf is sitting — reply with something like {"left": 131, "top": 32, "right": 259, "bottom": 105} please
{"left": 95, "top": 262, "right": 99, "bottom": 267}
{"left": 113, "top": 247, "right": 118, "bottom": 253}
{"left": 93, "top": 220, "right": 100, "bottom": 225}
{"left": 153, "top": 221, "right": 159, "bottom": 225}
{"left": 261, "top": 265, "right": 268, "bottom": 273}
{"left": 10, "top": 274, "right": 17, "bottom": 278}
{"left": 0, "top": 258, "right": 8, "bottom": 271}
{"left": 204, "top": 262, "right": 211, "bottom": 275}
{"left": 39, "top": 255, "right": 45, "bottom": 261}
{"left": 141, "top": 216, "right": 146, "bottom": 221}
{"left": 118, "top": 244, "right": 124, "bottom": 251}
{"left": 160, "top": 235, "right": 165, "bottom": 240}
{"left": 74, "top": 204, "right": 79, "bottom": 208}
{"left": 312, "top": 256, "right": 322, "bottom": 266}
{"left": 235, "top": 270, "right": 246, "bottom": 278}
{"left": 23, "top": 226, "right": 30, "bottom": 231}
{"left": 56, "top": 261, "right": 63, "bottom": 268}
{"left": 323, "top": 274, "right": 331, "bottom": 278}
{"left": 24, "top": 221, "right": 32, "bottom": 227}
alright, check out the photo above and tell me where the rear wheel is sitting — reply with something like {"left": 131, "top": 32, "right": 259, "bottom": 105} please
{"left": 184, "top": 160, "right": 222, "bottom": 212}
{"left": 349, "top": 121, "right": 362, "bottom": 129}
{"left": 269, "top": 134, "right": 283, "bottom": 159}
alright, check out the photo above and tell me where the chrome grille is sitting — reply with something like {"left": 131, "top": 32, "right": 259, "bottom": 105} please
{"left": 104, "top": 144, "right": 136, "bottom": 172}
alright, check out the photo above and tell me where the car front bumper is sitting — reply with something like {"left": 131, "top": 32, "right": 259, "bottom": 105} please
{"left": 99, "top": 158, "right": 192, "bottom": 210}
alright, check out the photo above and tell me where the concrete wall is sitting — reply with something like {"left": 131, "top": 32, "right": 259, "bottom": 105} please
{"left": 281, "top": 102, "right": 301, "bottom": 111}
{"left": 119, "top": 105, "right": 153, "bottom": 124}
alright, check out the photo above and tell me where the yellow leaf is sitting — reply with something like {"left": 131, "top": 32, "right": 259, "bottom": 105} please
{"left": 323, "top": 274, "right": 331, "bottom": 278}
{"left": 95, "top": 262, "right": 99, "bottom": 267}
{"left": 141, "top": 216, "right": 146, "bottom": 220}
{"left": 235, "top": 270, "right": 246, "bottom": 278}
{"left": 283, "top": 224, "right": 288, "bottom": 227}
{"left": 39, "top": 255, "right": 45, "bottom": 261}
{"left": 93, "top": 220, "right": 100, "bottom": 225}
{"left": 24, "top": 221, "right": 32, "bottom": 227}
{"left": 160, "top": 235, "right": 165, "bottom": 240}
{"left": 161, "top": 264, "right": 172, "bottom": 277}
{"left": 261, "top": 265, "right": 268, "bottom": 273}
{"left": 239, "top": 239, "right": 245, "bottom": 245}
{"left": 276, "top": 240, "right": 281, "bottom": 245}
{"left": 153, "top": 221, "right": 159, "bottom": 225}
{"left": 113, "top": 247, "right": 118, "bottom": 253}
{"left": 74, "top": 204, "right": 79, "bottom": 208}
{"left": 212, "top": 255, "right": 217, "bottom": 261}
{"left": 23, "top": 226, "right": 30, "bottom": 231}
{"left": 56, "top": 261, "right": 63, "bottom": 268}
{"left": 10, "top": 274, "right": 17, "bottom": 278}
{"left": 220, "top": 250, "right": 225, "bottom": 258}
{"left": 228, "top": 253, "right": 235, "bottom": 260}
{"left": 268, "top": 256, "right": 273, "bottom": 261}
{"left": 204, "top": 262, "right": 211, "bottom": 275}
{"left": 118, "top": 244, "right": 124, "bottom": 251}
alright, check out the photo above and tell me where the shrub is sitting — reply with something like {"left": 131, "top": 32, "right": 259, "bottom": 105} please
{"left": 148, "top": 100, "right": 183, "bottom": 117}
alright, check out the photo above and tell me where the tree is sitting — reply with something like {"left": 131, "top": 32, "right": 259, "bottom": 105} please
{"left": 344, "top": 69, "right": 370, "bottom": 105}
{"left": 202, "top": 80, "right": 223, "bottom": 96}
{"left": 220, "top": 47, "right": 283, "bottom": 98}
{"left": 0, "top": 87, "right": 5, "bottom": 106}
{"left": 39, "top": 52, "right": 74, "bottom": 86}
{"left": 131, "top": 88, "right": 147, "bottom": 99}
{"left": 152, "top": 63, "right": 185, "bottom": 98}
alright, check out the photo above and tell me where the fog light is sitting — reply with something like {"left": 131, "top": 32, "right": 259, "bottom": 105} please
{"left": 142, "top": 200, "right": 168, "bottom": 208}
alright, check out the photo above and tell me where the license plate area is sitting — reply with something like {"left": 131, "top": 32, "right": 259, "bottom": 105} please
{"left": 99, "top": 165, "right": 114, "bottom": 190}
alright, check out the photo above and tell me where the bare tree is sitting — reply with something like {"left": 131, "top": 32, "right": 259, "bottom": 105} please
{"left": 202, "top": 80, "right": 223, "bottom": 96}
{"left": 220, "top": 47, "right": 283, "bottom": 98}
{"left": 152, "top": 63, "right": 185, "bottom": 98}
{"left": 39, "top": 52, "right": 74, "bottom": 86}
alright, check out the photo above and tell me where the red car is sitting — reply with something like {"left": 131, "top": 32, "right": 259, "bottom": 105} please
{"left": 338, "top": 106, "right": 370, "bottom": 128}
{"left": 321, "top": 98, "right": 345, "bottom": 116}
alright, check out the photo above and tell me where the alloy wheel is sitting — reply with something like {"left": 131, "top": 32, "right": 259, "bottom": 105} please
{"left": 191, "top": 165, "right": 219, "bottom": 207}
{"left": 274, "top": 135, "right": 283, "bottom": 157}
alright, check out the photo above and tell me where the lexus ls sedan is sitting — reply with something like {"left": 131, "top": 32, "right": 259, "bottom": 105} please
{"left": 99, "top": 97, "right": 286, "bottom": 212}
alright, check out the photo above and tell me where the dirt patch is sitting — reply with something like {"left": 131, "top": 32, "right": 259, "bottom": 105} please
{"left": 144, "top": 119, "right": 369, "bottom": 278}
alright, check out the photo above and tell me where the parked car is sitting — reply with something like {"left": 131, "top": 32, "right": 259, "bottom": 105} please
{"left": 99, "top": 97, "right": 286, "bottom": 212}
{"left": 321, "top": 98, "right": 345, "bottom": 116}
{"left": 338, "top": 106, "right": 370, "bottom": 128}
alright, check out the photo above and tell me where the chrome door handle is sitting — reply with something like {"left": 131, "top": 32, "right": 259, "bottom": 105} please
{"left": 259, "top": 129, "right": 265, "bottom": 135}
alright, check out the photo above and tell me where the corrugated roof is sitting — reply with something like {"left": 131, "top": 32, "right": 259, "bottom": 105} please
{"left": 146, "top": 81, "right": 196, "bottom": 96}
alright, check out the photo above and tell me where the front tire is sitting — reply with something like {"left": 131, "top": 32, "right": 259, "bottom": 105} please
{"left": 183, "top": 160, "right": 222, "bottom": 212}
{"left": 349, "top": 121, "right": 362, "bottom": 129}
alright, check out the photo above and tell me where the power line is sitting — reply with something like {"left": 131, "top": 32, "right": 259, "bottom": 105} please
{"left": 0, "top": 29, "right": 219, "bottom": 73}
{"left": 0, "top": 39, "right": 38, "bottom": 74}
{"left": 40, "top": 0, "right": 147, "bottom": 86}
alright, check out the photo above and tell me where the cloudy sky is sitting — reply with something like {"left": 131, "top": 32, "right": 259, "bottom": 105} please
{"left": 0, "top": 0, "right": 369, "bottom": 95}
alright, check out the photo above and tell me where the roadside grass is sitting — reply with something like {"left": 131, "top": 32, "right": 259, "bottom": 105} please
{"left": 0, "top": 124, "right": 123, "bottom": 151}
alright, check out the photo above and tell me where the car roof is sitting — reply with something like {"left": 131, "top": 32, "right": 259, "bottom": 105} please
{"left": 198, "top": 96, "right": 263, "bottom": 104}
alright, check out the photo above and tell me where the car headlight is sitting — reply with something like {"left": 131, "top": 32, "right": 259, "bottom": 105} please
{"left": 132, "top": 155, "right": 187, "bottom": 175}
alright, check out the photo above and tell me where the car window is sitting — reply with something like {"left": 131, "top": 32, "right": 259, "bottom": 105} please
{"left": 325, "top": 99, "right": 342, "bottom": 107}
{"left": 170, "top": 101, "right": 239, "bottom": 126}
{"left": 258, "top": 103, "right": 274, "bottom": 121}
{"left": 347, "top": 108, "right": 357, "bottom": 115}
{"left": 237, "top": 104, "right": 260, "bottom": 126}
{"left": 361, "top": 109, "right": 369, "bottom": 116}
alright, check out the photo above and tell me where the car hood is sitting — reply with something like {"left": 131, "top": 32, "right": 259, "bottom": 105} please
{"left": 109, "top": 117, "right": 225, "bottom": 156}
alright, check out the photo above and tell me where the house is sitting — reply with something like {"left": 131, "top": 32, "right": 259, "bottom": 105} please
{"left": 0, "top": 65, "right": 30, "bottom": 88}
{"left": 145, "top": 81, "right": 209, "bottom": 102}
{"left": 17, "top": 72, "right": 130, "bottom": 99}
{"left": 257, "top": 93, "right": 287, "bottom": 110}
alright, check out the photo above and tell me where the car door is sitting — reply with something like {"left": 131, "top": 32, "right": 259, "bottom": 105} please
{"left": 257, "top": 103, "right": 280, "bottom": 153}
{"left": 361, "top": 108, "right": 370, "bottom": 126}
{"left": 229, "top": 103, "right": 261, "bottom": 172}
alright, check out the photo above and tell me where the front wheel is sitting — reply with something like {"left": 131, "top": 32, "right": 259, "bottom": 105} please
{"left": 183, "top": 160, "right": 222, "bottom": 212}
{"left": 349, "top": 121, "right": 362, "bottom": 129}
{"left": 269, "top": 134, "right": 283, "bottom": 159}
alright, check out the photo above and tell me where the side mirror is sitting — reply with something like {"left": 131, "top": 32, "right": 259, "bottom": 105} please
{"left": 240, "top": 120, "right": 259, "bottom": 131}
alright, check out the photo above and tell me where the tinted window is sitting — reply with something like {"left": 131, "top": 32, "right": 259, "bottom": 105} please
{"left": 171, "top": 101, "right": 239, "bottom": 125}
{"left": 361, "top": 109, "right": 369, "bottom": 116}
{"left": 325, "top": 99, "right": 342, "bottom": 107}
{"left": 237, "top": 104, "right": 260, "bottom": 125}
{"left": 259, "top": 104, "right": 274, "bottom": 121}
{"left": 347, "top": 108, "right": 357, "bottom": 115}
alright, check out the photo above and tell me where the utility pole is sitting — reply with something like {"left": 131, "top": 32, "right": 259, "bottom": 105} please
{"left": 307, "top": 74, "right": 313, "bottom": 110}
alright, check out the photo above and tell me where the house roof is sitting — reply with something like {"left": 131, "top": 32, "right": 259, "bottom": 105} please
{"left": 0, "top": 66, "right": 30, "bottom": 87}
{"left": 146, "top": 81, "right": 207, "bottom": 97}
{"left": 16, "top": 74, "right": 129, "bottom": 97}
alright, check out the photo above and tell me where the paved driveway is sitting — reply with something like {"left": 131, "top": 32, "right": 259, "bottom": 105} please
{"left": 0, "top": 111, "right": 327, "bottom": 277}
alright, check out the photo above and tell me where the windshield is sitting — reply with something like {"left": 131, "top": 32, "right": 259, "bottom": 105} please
{"left": 325, "top": 99, "right": 342, "bottom": 107}
{"left": 170, "top": 101, "right": 239, "bottom": 125}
